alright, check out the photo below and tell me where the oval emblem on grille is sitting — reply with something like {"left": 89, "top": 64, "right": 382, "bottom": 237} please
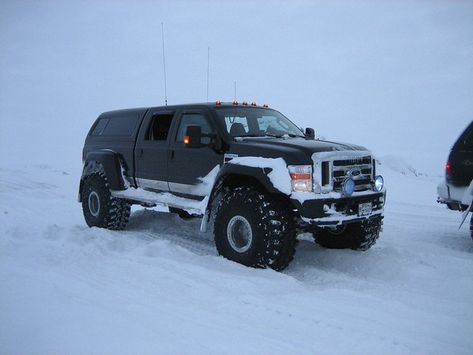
{"left": 348, "top": 169, "right": 361, "bottom": 177}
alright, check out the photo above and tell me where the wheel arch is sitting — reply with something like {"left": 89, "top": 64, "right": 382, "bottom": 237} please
{"left": 213, "top": 164, "right": 282, "bottom": 194}
{"left": 78, "top": 150, "right": 126, "bottom": 202}
{"left": 206, "top": 164, "right": 295, "bottom": 216}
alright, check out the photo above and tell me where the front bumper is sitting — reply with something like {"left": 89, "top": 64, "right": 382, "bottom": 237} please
{"left": 291, "top": 191, "right": 385, "bottom": 226}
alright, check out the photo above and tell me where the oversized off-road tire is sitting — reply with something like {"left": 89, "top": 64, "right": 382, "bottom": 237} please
{"left": 213, "top": 186, "right": 297, "bottom": 271}
{"left": 314, "top": 216, "right": 383, "bottom": 250}
{"left": 81, "top": 172, "right": 131, "bottom": 230}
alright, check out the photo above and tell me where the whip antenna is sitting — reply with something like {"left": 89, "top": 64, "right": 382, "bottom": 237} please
{"left": 161, "top": 22, "right": 168, "bottom": 105}
{"left": 234, "top": 81, "right": 237, "bottom": 101}
{"left": 206, "top": 47, "right": 210, "bottom": 102}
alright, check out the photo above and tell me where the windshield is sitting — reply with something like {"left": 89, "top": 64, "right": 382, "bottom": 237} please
{"left": 215, "top": 107, "right": 305, "bottom": 138}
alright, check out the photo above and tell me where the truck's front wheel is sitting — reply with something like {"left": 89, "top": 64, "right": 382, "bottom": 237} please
{"left": 214, "top": 187, "right": 297, "bottom": 271}
{"left": 314, "top": 217, "right": 383, "bottom": 251}
{"left": 81, "top": 173, "right": 131, "bottom": 230}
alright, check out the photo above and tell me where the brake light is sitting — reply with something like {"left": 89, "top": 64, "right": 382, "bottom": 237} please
{"left": 184, "top": 136, "right": 190, "bottom": 145}
{"left": 446, "top": 160, "right": 451, "bottom": 176}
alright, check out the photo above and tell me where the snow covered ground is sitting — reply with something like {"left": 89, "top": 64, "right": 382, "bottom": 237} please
{"left": 1, "top": 159, "right": 472, "bottom": 354}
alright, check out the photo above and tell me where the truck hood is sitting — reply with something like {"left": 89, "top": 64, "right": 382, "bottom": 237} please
{"left": 230, "top": 137, "right": 370, "bottom": 165}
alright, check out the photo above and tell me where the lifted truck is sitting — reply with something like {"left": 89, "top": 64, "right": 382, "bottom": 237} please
{"left": 79, "top": 102, "right": 386, "bottom": 270}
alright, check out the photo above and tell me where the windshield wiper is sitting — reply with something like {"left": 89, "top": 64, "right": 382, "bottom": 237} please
{"left": 233, "top": 134, "right": 265, "bottom": 138}
{"left": 234, "top": 133, "right": 303, "bottom": 139}
{"left": 264, "top": 133, "right": 304, "bottom": 138}
{"left": 263, "top": 133, "right": 285, "bottom": 138}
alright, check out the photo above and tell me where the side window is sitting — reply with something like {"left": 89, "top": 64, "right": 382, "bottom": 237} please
{"left": 463, "top": 125, "right": 473, "bottom": 149}
{"left": 102, "top": 115, "right": 139, "bottom": 136}
{"left": 146, "top": 114, "right": 174, "bottom": 141}
{"left": 454, "top": 122, "right": 473, "bottom": 150}
{"left": 91, "top": 118, "right": 110, "bottom": 136}
{"left": 176, "top": 113, "right": 213, "bottom": 144}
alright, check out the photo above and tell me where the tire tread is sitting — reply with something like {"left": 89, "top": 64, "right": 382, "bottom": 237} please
{"left": 214, "top": 186, "right": 297, "bottom": 271}
{"left": 81, "top": 172, "right": 131, "bottom": 230}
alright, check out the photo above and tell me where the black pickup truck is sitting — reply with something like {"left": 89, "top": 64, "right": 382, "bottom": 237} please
{"left": 79, "top": 102, "right": 386, "bottom": 270}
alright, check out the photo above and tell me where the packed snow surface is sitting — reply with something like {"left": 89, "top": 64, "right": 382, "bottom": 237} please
{"left": 1, "top": 160, "right": 472, "bottom": 354}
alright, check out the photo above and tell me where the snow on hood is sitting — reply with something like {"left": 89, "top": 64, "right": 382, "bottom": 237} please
{"left": 311, "top": 149, "right": 372, "bottom": 162}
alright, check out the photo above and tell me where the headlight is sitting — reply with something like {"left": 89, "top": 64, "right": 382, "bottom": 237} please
{"left": 374, "top": 175, "right": 384, "bottom": 192}
{"left": 342, "top": 178, "right": 355, "bottom": 196}
{"left": 288, "top": 165, "right": 313, "bottom": 192}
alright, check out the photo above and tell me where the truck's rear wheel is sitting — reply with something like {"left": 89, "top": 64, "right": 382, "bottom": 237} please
{"left": 214, "top": 186, "right": 297, "bottom": 271}
{"left": 81, "top": 173, "right": 131, "bottom": 230}
{"left": 314, "top": 217, "right": 383, "bottom": 250}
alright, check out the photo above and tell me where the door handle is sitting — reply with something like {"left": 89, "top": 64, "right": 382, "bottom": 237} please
{"left": 139, "top": 148, "right": 144, "bottom": 158}
{"left": 170, "top": 150, "right": 175, "bottom": 159}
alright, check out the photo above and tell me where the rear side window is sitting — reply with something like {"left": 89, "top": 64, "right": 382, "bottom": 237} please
{"left": 91, "top": 118, "right": 110, "bottom": 136}
{"left": 454, "top": 121, "right": 473, "bottom": 150}
{"left": 463, "top": 126, "right": 473, "bottom": 149}
{"left": 101, "top": 115, "right": 140, "bottom": 136}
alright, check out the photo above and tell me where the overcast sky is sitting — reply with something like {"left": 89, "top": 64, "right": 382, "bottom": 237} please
{"left": 1, "top": 0, "right": 472, "bottom": 174}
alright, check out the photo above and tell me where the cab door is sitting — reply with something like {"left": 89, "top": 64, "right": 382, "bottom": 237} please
{"left": 168, "top": 109, "right": 223, "bottom": 198}
{"left": 134, "top": 109, "right": 176, "bottom": 192}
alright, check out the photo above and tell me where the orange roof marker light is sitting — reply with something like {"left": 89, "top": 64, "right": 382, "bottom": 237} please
{"left": 242, "top": 101, "right": 248, "bottom": 106}
{"left": 232, "top": 100, "right": 239, "bottom": 105}
{"left": 251, "top": 102, "right": 257, "bottom": 106}
{"left": 263, "top": 103, "right": 269, "bottom": 108}
{"left": 215, "top": 100, "right": 222, "bottom": 106}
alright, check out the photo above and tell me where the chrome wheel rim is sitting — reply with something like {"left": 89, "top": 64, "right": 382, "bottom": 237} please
{"left": 227, "top": 215, "right": 253, "bottom": 253}
{"left": 88, "top": 191, "right": 100, "bottom": 217}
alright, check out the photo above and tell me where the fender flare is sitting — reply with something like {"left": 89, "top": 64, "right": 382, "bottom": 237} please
{"left": 199, "top": 163, "right": 289, "bottom": 232}
{"left": 78, "top": 150, "right": 126, "bottom": 202}
{"left": 212, "top": 163, "right": 283, "bottom": 196}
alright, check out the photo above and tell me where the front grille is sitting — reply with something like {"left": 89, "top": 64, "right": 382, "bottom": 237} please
{"left": 321, "top": 155, "right": 373, "bottom": 192}
{"left": 332, "top": 156, "right": 372, "bottom": 166}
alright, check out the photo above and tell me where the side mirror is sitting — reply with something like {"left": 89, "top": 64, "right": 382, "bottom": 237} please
{"left": 184, "top": 125, "right": 202, "bottom": 148}
{"left": 305, "top": 127, "right": 316, "bottom": 140}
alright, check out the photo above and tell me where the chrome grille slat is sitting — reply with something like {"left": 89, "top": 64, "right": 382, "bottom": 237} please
{"left": 333, "top": 174, "right": 372, "bottom": 182}
{"left": 326, "top": 155, "right": 373, "bottom": 193}
{"left": 332, "top": 164, "right": 372, "bottom": 172}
